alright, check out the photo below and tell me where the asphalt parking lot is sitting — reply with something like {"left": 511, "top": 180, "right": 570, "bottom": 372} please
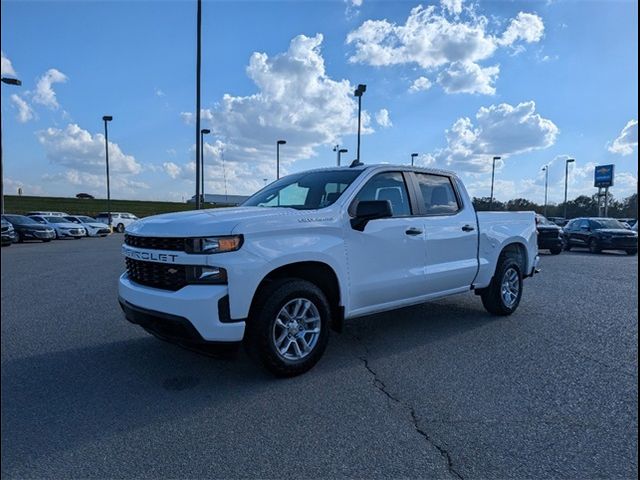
{"left": 1, "top": 236, "right": 638, "bottom": 479}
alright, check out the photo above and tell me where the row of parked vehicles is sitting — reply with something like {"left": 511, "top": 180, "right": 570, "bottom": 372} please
{"left": 1, "top": 211, "right": 139, "bottom": 246}
{"left": 535, "top": 215, "right": 638, "bottom": 256}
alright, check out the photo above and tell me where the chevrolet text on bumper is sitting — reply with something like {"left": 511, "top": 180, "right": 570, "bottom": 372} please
{"left": 119, "top": 164, "right": 539, "bottom": 376}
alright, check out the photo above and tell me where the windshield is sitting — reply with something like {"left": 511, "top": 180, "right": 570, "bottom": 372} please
{"left": 243, "top": 170, "right": 362, "bottom": 210}
{"left": 536, "top": 215, "right": 555, "bottom": 226}
{"left": 3, "top": 215, "right": 39, "bottom": 225}
{"left": 46, "top": 216, "right": 71, "bottom": 223}
{"left": 591, "top": 219, "right": 627, "bottom": 229}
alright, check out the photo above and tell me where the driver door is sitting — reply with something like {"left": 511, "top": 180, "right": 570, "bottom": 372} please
{"left": 344, "top": 171, "right": 427, "bottom": 314}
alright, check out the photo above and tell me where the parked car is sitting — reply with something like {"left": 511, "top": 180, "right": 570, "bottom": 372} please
{"left": 548, "top": 216, "right": 568, "bottom": 227}
{"left": 119, "top": 164, "right": 539, "bottom": 376}
{"left": 75, "top": 193, "right": 95, "bottom": 199}
{"left": 563, "top": 217, "right": 638, "bottom": 255}
{"left": 63, "top": 215, "right": 111, "bottom": 237}
{"left": 535, "top": 214, "right": 563, "bottom": 255}
{"left": 1, "top": 218, "right": 18, "bottom": 246}
{"left": 26, "top": 211, "right": 68, "bottom": 217}
{"left": 28, "top": 215, "right": 86, "bottom": 239}
{"left": 2, "top": 214, "right": 56, "bottom": 242}
{"left": 95, "top": 212, "right": 139, "bottom": 233}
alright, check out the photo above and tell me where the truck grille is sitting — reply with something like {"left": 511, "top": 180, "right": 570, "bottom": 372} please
{"left": 125, "top": 258, "right": 188, "bottom": 291}
{"left": 125, "top": 234, "right": 186, "bottom": 252}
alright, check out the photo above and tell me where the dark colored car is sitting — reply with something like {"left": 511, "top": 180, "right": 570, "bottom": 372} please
{"left": 536, "top": 214, "right": 563, "bottom": 255}
{"left": 1, "top": 218, "right": 17, "bottom": 246}
{"left": 2, "top": 214, "right": 56, "bottom": 243}
{"left": 563, "top": 217, "right": 638, "bottom": 255}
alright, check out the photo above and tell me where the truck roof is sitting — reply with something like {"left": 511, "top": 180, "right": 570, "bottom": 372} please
{"left": 298, "top": 163, "right": 459, "bottom": 179}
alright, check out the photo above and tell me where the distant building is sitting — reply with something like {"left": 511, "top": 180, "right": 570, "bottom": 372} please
{"left": 187, "top": 194, "right": 250, "bottom": 206}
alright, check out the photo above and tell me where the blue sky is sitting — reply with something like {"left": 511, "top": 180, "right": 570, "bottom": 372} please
{"left": 1, "top": 0, "right": 637, "bottom": 203}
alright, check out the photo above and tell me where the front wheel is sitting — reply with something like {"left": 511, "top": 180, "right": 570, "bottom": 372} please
{"left": 244, "top": 278, "right": 331, "bottom": 377}
{"left": 116, "top": 223, "right": 125, "bottom": 233}
{"left": 480, "top": 254, "right": 523, "bottom": 316}
{"left": 588, "top": 238, "right": 601, "bottom": 254}
{"left": 626, "top": 249, "right": 637, "bottom": 256}
{"left": 42, "top": 239, "right": 51, "bottom": 243}
{"left": 549, "top": 246, "right": 562, "bottom": 255}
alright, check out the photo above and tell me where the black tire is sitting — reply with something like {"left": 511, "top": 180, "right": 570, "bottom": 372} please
{"left": 42, "top": 239, "right": 51, "bottom": 243}
{"left": 116, "top": 223, "right": 125, "bottom": 233}
{"left": 244, "top": 278, "right": 331, "bottom": 377}
{"left": 564, "top": 241, "right": 571, "bottom": 251}
{"left": 588, "top": 238, "right": 601, "bottom": 254}
{"left": 626, "top": 249, "right": 637, "bottom": 256}
{"left": 549, "top": 246, "right": 562, "bottom": 255}
{"left": 17, "top": 233, "right": 24, "bottom": 243}
{"left": 74, "top": 236, "right": 81, "bottom": 240}
{"left": 480, "top": 252, "right": 523, "bottom": 316}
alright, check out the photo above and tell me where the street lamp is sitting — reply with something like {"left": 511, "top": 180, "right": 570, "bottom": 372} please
{"left": 354, "top": 84, "right": 366, "bottom": 162}
{"left": 102, "top": 115, "right": 113, "bottom": 228}
{"left": 563, "top": 158, "right": 575, "bottom": 220}
{"left": 332, "top": 146, "right": 348, "bottom": 167}
{"left": 411, "top": 153, "right": 418, "bottom": 166}
{"left": 276, "top": 140, "right": 286, "bottom": 179}
{"left": 1, "top": 76, "right": 22, "bottom": 214}
{"left": 194, "top": 0, "right": 203, "bottom": 209}
{"left": 541, "top": 165, "right": 549, "bottom": 217}
{"left": 200, "top": 128, "right": 210, "bottom": 204}
{"left": 489, "top": 156, "right": 501, "bottom": 211}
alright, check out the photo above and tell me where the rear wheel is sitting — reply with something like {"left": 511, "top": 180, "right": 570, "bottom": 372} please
{"left": 549, "top": 246, "right": 562, "bottom": 255}
{"left": 42, "top": 239, "right": 51, "bottom": 243}
{"left": 480, "top": 253, "right": 523, "bottom": 316}
{"left": 588, "top": 238, "right": 601, "bottom": 254}
{"left": 626, "top": 249, "right": 637, "bottom": 256}
{"left": 244, "top": 278, "right": 330, "bottom": 377}
{"left": 74, "top": 236, "right": 81, "bottom": 240}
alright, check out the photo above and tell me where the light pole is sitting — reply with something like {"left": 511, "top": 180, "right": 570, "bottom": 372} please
{"left": 354, "top": 84, "right": 366, "bottom": 162}
{"left": 1, "top": 76, "right": 22, "bottom": 214}
{"left": 276, "top": 140, "right": 286, "bottom": 179}
{"left": 194, "top": 0, "right": 203, "bottom": 209}
{"left": 563, "top": 158, "right": 575, "bottom": 220}
{"left": 541, "top": 165, "right": 549, "bottom": 217}
{"left": 102, "top": 115, "right": 113, "bottom": 228}
{"left": 200, "top": 128, "right": 210, "bottom": 204}
{"left": 337, "top": 148, "right": 348, "bottom": 166}
{"left": 411, "top": 153, "right": 418, "bottom": 166}
{"left": 489, "top": 156, "right": 500, "bottom": 211}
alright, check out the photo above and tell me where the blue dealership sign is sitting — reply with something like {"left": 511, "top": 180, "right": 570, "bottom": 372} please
{"left": 594, "top": 164, "right": 614, "bottom": 188}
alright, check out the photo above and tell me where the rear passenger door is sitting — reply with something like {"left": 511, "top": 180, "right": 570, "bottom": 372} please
{"left": 410, "top": 173, "right": 479, "bottom": 294}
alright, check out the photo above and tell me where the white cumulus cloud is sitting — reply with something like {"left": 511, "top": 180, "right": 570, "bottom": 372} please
{"left": 424, "top": 100, "right": 559, "bottom": 172}
{"left": 346, "top": 2, "right": 544, "bottom": 95}
{"left": 375, "top": 108, "right": 392, "bottom": 128}
{"left": 1, "top": 51, "right": 16, "bottom": 76}
{"left": 437, "top": 61, "right": 499, "bottom": 95}
{"left": 409, "top": 76, "right": 432, "bottom": 93}
{"left": 37, "top": 123, "right": 142, "bottom": 175}
{"left": 172, "top": 34, "right": 377, "bottom": 195}
{"left": 608, "top": 119, "right": 638, "bottom": 156}
{"left": 10, "top": 94, "right": 35, "bottom": 123}
{"left": 33, "top": 68, "right": 68, "bottom": 109}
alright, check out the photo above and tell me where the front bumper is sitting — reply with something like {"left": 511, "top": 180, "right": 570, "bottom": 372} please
{"left": 537, "top": 237, "right": 563, "bottom": 250}
{"left": 118, "top": 273, "right": 245, "bottom": 342}
{"left": 59, "top": 229, "right": 85, "bottom": 237}
{"left": 25, "top": 230, "right": 55, "bottom": 240}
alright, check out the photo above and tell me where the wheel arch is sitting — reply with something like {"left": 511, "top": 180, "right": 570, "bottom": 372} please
{"left": 248, "top": 261, "right": 344, "bottom": 332}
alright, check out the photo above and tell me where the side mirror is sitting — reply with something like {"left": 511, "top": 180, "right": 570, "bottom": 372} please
{"left": 351, "top": 200, "right": 393, "bottom": 231}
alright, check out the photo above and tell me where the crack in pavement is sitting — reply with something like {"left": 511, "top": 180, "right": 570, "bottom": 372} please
{"left": 349, "top": 330, "right": 464, "bottom": 480}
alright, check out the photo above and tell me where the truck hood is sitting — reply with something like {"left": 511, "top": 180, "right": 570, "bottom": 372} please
{"left": 126, "top": 206, "right": 298, "bottom": 237}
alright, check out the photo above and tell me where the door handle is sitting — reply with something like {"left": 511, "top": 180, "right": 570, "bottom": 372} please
{"left": 462, "top": 224, "right": 475, "bottom": 232}
{"left": 405, "top": 227, "right": 423, "bottom": 236}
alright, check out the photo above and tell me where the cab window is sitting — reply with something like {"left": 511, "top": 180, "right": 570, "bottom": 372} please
{"left": 413, "top": 173, "right": 460, "bottom": 215}
{"left": 352, "top": 172, "right": 411, "bottom": 217}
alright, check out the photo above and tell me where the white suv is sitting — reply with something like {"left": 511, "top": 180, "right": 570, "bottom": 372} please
{"left": 95, "top": 212, "right": 139, "bottom": 233}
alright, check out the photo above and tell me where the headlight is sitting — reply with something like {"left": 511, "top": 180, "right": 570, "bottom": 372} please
{"left": 188, "top": 235, "right": 243, "bottom": 254}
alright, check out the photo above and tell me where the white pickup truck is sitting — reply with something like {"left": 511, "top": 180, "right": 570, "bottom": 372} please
{"left": 119, "top": 164, "right": 538, "bottom": 376}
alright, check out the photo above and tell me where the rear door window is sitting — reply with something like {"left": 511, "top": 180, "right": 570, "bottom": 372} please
{"left": 352, "top": 172, "right": 411, "bottom": 217}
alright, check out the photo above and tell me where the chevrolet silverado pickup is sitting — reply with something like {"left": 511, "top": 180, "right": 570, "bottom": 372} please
{"left": 119, "top": 164, "right": 539, "bottom": 376}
